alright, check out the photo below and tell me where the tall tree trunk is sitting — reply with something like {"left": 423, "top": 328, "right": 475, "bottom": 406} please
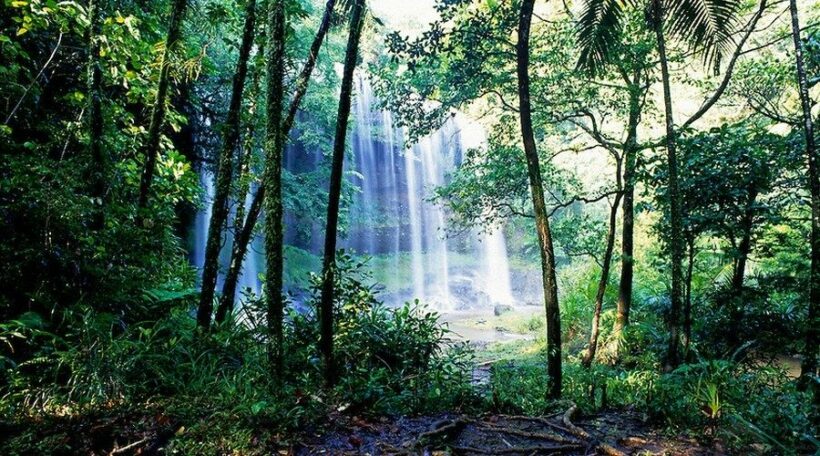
{"left": 262, "top": 0, "right": 286, "bottom": 373}
{"left": 582, "top": 191, "right": 622, "bottom": 367}
{"left": 615, "top": 69, "right": 642, "bottom": 338}
{"left": 214, "top": 46, "right": 263, "bottom": 325}
{"left": 517, "top": 0, "right": 561, "bottom": 399}
{"left": 683, "top": 238, "right": 695, "bottom": 356}
{"left": 789, "top": 0, "right": 819, "bottom": 393}
{"left": 197, "top": 0, "right": 258, "bottom": 329}
{"left": 653, "top": 0, "right": 684, "bottom": 370}
{"left": 87, "top": 0, "right": 106, "bottom": 231}
{"left": 318, "top": 0, "right": 365, "bottom": 387}
{"left": 136, "top": 0, "right": 188, "bottom": 218}
{"left": 216, "top": 0, "right": 338, "bottom": 321}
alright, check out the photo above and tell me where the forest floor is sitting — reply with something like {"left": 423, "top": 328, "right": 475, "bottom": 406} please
{"left": 1, "top": 404, "right": 723, "bottom": 455}
{"left": 293, "top": 408, "right": 722, "bottom": 455}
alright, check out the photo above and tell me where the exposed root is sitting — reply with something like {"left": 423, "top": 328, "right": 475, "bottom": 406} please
{"left": 108, "top": 437, "right": 148, "bottom": 455}
{"left": 400, "top": 407, "right": 629, "bottom": 456}
{"left": 412, "top": 418, "right": 470, "bottom": 447}
{"left": 450, "top": 443, "right": 583, "bottom": 454}
{"left": 561, "top": 404, "right": 627, "bottom": 456}
{"left": 479, "top": 422, "right": 581, "bottom": 445}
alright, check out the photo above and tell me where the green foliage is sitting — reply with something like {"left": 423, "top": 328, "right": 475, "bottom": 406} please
{"left": 1, "top": 258, "right": 476, "bottom": 453}
{"left": 286, "top": 253, "right": 477, "bottom": 415}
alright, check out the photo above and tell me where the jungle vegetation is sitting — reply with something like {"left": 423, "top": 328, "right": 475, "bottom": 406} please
{"left": 0, "top": 0, "right": 818, "bottom": 453}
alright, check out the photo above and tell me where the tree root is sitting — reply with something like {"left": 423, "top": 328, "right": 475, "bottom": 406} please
{"left": 108, "top": 437, "right": 148, "bottom": 455}
{"left": 478, "top": 422, "right": 581, "bottom": 445}
{"left": 561, "top": 404, "right": 627, "bottom": 456}
{"left": 450, "top": 443, "right": 583, "bottom": 454}
{"left": 405, "top": 406, "right": 627, "bottom": 456}
{"left": 412, "top": 418, "right": 470, "bottom": 447}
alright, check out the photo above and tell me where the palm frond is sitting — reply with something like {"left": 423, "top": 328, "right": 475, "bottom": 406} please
{"left": 664, "top": 0, "right": 743, "bottom": 69}
{"left": 575, "top": 0, "right": 634, "bottom": 74}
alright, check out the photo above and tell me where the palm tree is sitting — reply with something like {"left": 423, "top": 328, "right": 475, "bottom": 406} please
{"left": 318, "top": 0, "right": 366, "bottom": 387}
{"left": 576, "top": 0, "right": 744, "bottom": 368}
{"left": 787, "top": 0, "right": 818, "bottom": 395}
{"left": 518, "top": 0, "right": 562, "bottom": 398}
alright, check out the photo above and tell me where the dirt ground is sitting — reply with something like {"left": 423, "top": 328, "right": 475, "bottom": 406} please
{"left": 292, "top": 409, "right": 722, "bottom": 456}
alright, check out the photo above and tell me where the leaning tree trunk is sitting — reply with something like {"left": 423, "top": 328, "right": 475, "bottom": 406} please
{"left": 262, "top": 0, "right": 286, "bottom": 373}
{"left": 213, "top": 44, "right": 263, "bottom": 325}
{"left": 136, "top": 0, "right": 188, "bottom": 218}
{"left": 318, "top": 0, "right": 366, "bottom": 387}
{"left": 789, "top": 0, "right": 819, "bottom": 393}
{"left": 87, "top": 0, "right": 106, "bottom": 231}
{"left": 653, "top": 0, "right": 684, "bottom": 370}
{"left": 582, "top": 191, "right": 622, "bottom": 367}
{"left": 216, "top": 0, "right": 338, "bottom": 322}
{"left": 615, "top": 68, "right": 642, "bottom": 339}
{"left": 197, "top": 0, "right": 257, "bottom": 329}
{"left": 517, "top": 0, "right": 562, "bottom": 399}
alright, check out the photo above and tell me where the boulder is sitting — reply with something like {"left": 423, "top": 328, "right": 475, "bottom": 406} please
{"left": 494, "top": 304, "right": 513, "bottom": 316}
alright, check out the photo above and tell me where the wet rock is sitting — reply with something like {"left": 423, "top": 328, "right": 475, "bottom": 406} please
{"left": 494, "top": 304, "right": 513, "bottom": 316}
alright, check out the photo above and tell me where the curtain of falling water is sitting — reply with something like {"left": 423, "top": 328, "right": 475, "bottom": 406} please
{"left": 191, "top": 75, "right": 516, "bottom": 311}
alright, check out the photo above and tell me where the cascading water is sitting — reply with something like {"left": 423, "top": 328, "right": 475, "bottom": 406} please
{"left": 191, "top": 75, "right": 516, "bottom": 312}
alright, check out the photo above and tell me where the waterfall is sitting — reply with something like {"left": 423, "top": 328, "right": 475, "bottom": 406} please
{"left": 191, "top": 75, "right": 516, "bottom": 312}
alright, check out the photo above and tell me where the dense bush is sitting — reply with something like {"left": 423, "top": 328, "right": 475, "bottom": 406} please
{"left": 0, "top": 256, "right": 476, "bottom": 453}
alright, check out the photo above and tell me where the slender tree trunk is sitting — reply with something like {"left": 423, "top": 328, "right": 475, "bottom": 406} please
{"left": 683, "top": 238, "right": 695, "bottom": 356}
{"left": 262, "top": 0, "right": 286, "bottom": 373}
{"left": 731, "top": 191, "right": 757, "bottom": 294}
{"left": 197, "top": 0, "right": 257, "bottom": 329}
{"left": 582, "top": 191, "right": 622, "bottom": 367}
{"left": 87, "top": 0, "right": 106, "bottom": 231}
{"left": 318, "top": 0, "right": 365, "bottom": 387}
{"left": 615, "top": 69, "right": 642, "bottom": 338}
{"left": 517, "top": 0, "right": 561, "bottom": 399}
{"left": 136, "top": 0, "right": 188, "bottom": 218}
{"left": 214, "top": 49, "right": 263, "bottom": 325}
{"left": 653, "top": 0, "right": 684, "bottom": 370}
{"left": 789, "top": 0, "right": 819, "bottom": 393}
{"left": 216, "top": 0, "right": 337, "bottom": 320}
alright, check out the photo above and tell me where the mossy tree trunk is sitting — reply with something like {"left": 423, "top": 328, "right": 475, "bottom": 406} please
{"left": 262, "top": 0, "right": 286, "bottom": 373}
{"left": 318, "top": 0, "right": 366, "bottom": 387}
{"left": 615, "top": 68, "right": 642, "bottom": 339}
{"left": 216, "top": 0, "right": 338, "bottom": 322}
{"left": 197, "top": 0, "right": 258, "bottom": 329}
{"left": 136, "top": 0, "right": 188, "bottom": 219}
{"left": 517, "top": 0, "right": 561, "bottom": 399}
